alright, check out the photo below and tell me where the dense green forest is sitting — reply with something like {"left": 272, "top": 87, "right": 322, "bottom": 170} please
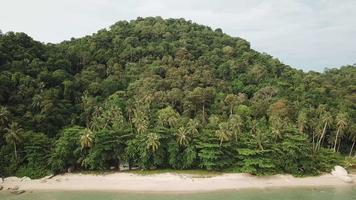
{"left": 0, "top": 17, "right": 355, "bottom": 178}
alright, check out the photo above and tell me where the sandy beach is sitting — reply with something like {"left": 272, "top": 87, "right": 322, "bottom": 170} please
{"left": 1, "top": 172, "right": 355, "bottom": 192}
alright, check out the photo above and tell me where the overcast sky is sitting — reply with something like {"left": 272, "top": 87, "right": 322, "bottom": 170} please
{"left": 1, "top": 0, "right": 355, "bottom": 72}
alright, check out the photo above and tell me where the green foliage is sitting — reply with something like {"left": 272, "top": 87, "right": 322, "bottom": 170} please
{"left": 15, "top": 165, "right": 51, "bottom": 179}
{"left": 82, "top": 129, "right": 126, "bottom": 170}
{"left": 0, "top": 146, "right": 19, "bottom": 177}
{"left": 0, "top": 17, "right": 354, "bottom": 177}
{"left": 312, "top": 148, "right": 342, "bottom": 174}
{"left": 197, "top": 128, "right": 235, "bottom": 170}
{"left": 234, "top": 148, "right": 276, "bottom": 175}
{"left": 231, "top": 80, "right": 244, "bottom": 93}
{"left": 273, "top": 131, "right": 317, "bottom": 176}
{"left": 21, "top": 132, "right": 52, "bottom": 178}
{"left": 50, "top": 126, "right": 84, "bottom": 173}
{"left": 168, "top": 141, "right": 197, "bottom": 169}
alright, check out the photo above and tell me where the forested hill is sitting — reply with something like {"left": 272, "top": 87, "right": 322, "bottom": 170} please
{"left": 0, "top": 17, "right": 355, "bottom": 178}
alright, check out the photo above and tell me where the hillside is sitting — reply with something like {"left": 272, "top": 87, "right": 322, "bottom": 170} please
{"left": 0, "top": 17, "right": 355, "bottom": 178}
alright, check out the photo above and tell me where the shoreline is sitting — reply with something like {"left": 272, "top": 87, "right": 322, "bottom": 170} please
{"left": 1, "top": 172, "right": 355, "bottom": 192}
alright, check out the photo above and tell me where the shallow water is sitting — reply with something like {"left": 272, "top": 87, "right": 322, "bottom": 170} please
{"left": 0, "top": 186, "right": 355, "bottom": 200}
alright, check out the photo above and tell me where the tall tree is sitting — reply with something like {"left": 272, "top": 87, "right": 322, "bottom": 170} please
{"left": 132, "top": 103, "right": 149, "bottom": 135}
{"left": 349, "top": 125, "right": 356, "bottom": 157}
{"left": 228, "top": 114, "right": 243, "bottom": 142}
{"left": 187, "top": 87, "right": 215, "bottom": 123}
{"left": 224, "top": 94, "right": 238, "bottom": 116}
{"left": 333, "top": 112, "right": 348, "bottom": 152}
{"left": 186, "top": 119, "right": 199, "bottom": 136}
{"left": 297, "top": 110, "right": 307, "bottom": 134}
{"left": 4, "top": 122, "right": 23, "bottom": 159}
{"left": 0, "top": 106, "right": 10, "bottom": 127}
{"left": 316, "top": 111, "right": 333, "bottom": 151}
{"left": 215, "top": 122, "right": 232, "bottom": 146}
{"left": 176, "top": 126, "right": 189, "bottom": 146}
{"left": 147, "top": 132, "right": 160, "bottom": 152}
{"left": 80, "top": 128, "right": 94, "bottom": 150}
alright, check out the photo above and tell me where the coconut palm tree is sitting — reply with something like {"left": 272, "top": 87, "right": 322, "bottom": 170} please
{"left": 333, "top": 112, "right": 348, "bottom": 152}
{"left": 187, "top": 119, "right": 199, "bottom": 136}
{"left": 176, "top": 127, "right": 189, "bottom": 146}
{"left": 31, "top": 94, "right": 43, "bottom": 111}
{"left": 224, "top": 94, "right": 238, "bottom": 116}
{"left": 228, "top": 114, "right": 243, "bottom": 142}
{"left": 89, "top": 106, "right": 103, "bottom": 130}
{"left": 253, "top": 129, "right": 265, "bottom": 150}
{"left": 348, "top": 125, "right": 356, "bottom": 157}
{"left": 250, "top": 120, "right": 265, "bottom": 150}
{"left": 80, "top": 128, "right": 94, "bottom": 150}
{"left": 312, "top": 124, "right": 321, "bottom": 152}
{"left": 0, "top": 106, "right": 10, "bottom": 127}
{"left": 147, "top": 132, "right": 160, "bottom": 152}
{"left": 4, "top": 122, "right": 23, "bottom": 159}
{"left": 270, "top": 116, "right": 284, "bottom": 140}
{"left": 316, "top": 111, "right": 332, "bottom": 151}
{"left": 215, "top": 122, "right": 232, "bottom": 146}
{"left": 132, "top": 109, "right": 148, "bottom": 134}
{"left": 297, "top": 110, "right": 307, "bottom": 134}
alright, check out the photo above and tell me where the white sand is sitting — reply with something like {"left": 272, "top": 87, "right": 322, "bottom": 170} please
{"left": 1, "top": 173, "right": 355, "bottom": 192}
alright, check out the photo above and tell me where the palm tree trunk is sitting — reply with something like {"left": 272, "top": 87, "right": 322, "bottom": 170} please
{"left": 258, "top": 142, "right": 264, "bottom": 151}
{"left": 202, "top": 104, "right": 205, "bottom": 124}
{"left": 117, "top": 159, "right": 121, "bottom": 171}
{"left": 333, "top": 129, "right": 340, "bottom": 152}
{"left": 349, "top": 141, "right": 355, "bottom": 157}
{"left": 299, "top": 124, "right": 304, "bottom": 134}
{"left": 230, "top": 105, "right": 233, "bottom": 117}
{"left": 316, "top": 122, "right": 327, "bottom": 151}
{"left": 312, "top": 132, "right": 315, "bottom": 151}
{"left": 14, "top": 142, "right": 17, "bottom": 159}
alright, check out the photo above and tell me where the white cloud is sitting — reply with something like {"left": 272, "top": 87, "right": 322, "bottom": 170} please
{"left": 0, "top": 0, "right": 355, "bottom": 71}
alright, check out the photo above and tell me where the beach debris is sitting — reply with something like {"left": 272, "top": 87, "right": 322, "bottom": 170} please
{"left": 40, "top": 174, "right": 55, "bottom": 183}
{"left": 67, "top": 166, "right": 74, "bottom": 173}
{"left": 331, "top": 165, "right": 353, "bottom": 183}
{"left": 10, "top": 190, "right": 25, "bottom": 195}
{"left": 43, "top": 174, "right": 55, "bottom": 179}
{"left": 21, "top": 176, "right": 31, "bottom": 182}
{"left": 0, "top": 185, "right": 3, "bottom": 190}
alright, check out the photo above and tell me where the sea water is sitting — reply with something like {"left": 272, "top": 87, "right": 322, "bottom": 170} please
{"left": 0, "top": 186, "right": 355, "bottom": 200}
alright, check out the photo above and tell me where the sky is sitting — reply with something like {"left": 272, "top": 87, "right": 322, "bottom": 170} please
{"left": 0, "top": 0, "right": 355, "bottom": 72}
